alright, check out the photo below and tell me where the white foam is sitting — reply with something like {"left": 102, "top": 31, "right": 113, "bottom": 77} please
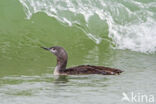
{"left": 18, "top": 0, "right": 156, "bottom": 53}
{"left": 109, "top": 18, "right": 156, "bottom": 53}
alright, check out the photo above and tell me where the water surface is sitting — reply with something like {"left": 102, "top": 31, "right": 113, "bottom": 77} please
{"left": 0, "top": 0, "right": 156, "bottom": 104}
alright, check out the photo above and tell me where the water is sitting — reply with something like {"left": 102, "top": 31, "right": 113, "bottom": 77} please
{"left": 19, "top": 0, "right": 156, "bottom": 53}
{"left": 0, "top": 0, "right": 156, "bottom": 104}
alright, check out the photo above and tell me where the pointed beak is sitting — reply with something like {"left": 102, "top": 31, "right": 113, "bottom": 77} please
{"left": 41, "top": 47, "right": 50, "bottom": 51}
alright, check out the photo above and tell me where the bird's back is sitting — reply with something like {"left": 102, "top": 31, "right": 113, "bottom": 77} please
{"left": 60, "top": 65, "right": 123, "bottom": 75}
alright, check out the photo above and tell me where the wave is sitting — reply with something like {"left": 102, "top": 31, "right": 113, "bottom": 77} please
{"left": 18, "top": 0, "right": 156, "bottom": 53}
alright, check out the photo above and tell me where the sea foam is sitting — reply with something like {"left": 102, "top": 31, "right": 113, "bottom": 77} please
{"left": 19, "top": 0, "right": 156, "bottom": 53}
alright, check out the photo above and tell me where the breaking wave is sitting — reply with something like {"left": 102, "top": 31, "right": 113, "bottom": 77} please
{"left": 19, "top": 0, "right": 156, "bottom": 53}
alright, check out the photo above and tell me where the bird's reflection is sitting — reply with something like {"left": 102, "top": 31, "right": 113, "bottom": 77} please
{"left": 53, "top": 75, "right": 69, "bottom": 84}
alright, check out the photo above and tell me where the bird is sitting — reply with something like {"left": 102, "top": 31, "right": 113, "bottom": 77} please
{"left": 41, "top": 46, "right": 123, "bottom": 75}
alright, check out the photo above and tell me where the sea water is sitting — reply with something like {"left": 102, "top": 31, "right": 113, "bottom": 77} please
{"left": 0, "top": 0, "right": 156, "bottom": 104}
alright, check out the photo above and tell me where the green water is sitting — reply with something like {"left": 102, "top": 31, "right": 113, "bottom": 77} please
{"left": 0, "top": 0, "right": 156, "bottom": 104}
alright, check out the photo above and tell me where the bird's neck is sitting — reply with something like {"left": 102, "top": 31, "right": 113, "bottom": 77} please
{"left": 54, "top": 57, "right": 67, "bottom": 75}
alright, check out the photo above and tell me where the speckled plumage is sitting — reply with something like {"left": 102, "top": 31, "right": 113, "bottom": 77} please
{"left": 61, "top": 65, "right": 122, "bottom": 75}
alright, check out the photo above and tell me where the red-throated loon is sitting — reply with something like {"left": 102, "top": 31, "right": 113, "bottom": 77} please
{"left": 41, "top": 46, "right": 123, "bottom": 75}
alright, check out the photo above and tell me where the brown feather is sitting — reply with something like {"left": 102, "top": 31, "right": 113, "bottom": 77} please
{"left": 60, "top": 65, "right": 123, "bottom": 75}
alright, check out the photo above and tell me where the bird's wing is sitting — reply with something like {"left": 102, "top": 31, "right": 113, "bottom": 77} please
{"left": 62, "top": 65, "right": 123, "bottom": 75}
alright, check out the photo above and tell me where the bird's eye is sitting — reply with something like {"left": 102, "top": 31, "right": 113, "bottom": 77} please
{"left": 52, "top": 48, "right": 55, "bottom": 50}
